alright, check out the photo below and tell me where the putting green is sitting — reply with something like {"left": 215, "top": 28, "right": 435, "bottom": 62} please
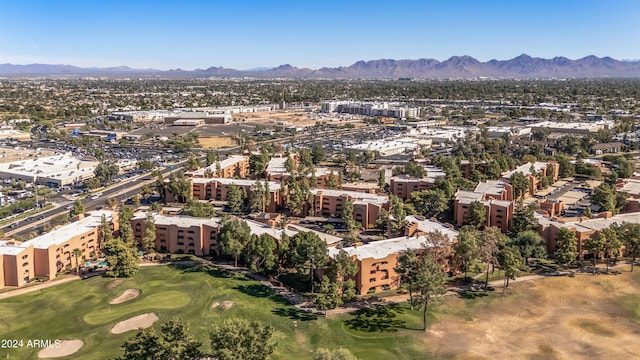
{"left": 83, "top": 290, "right": 190, "bottom": 325}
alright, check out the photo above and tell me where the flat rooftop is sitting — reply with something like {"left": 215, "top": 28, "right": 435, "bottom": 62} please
{"left": 187, "top": 155, "right": 247, "bottom": 177}
{"left": 133, "top": 212, "right": 220, "bottom": 228}
{"left": 311, "top": 188, "right": 388, "bottom": 205}
{"left": 406, "top": 215, "right": 459, "bottom": 239}
{"left": 28, "top": 210, "right": 113, "bottom": 249}
{"left": 502, "top": 162, "right": 549, "bottom": 179}
{"left": 245, "top": 219, "right": 297, "bottom": 240}
{"left": 475, "top": 180, "right": 508, "bottom": 196}
{"left": 266, "top": 157, "right": 289, "bottom": 176}
{"left": 190, "top": 177, "right": 281, "bottom": 191}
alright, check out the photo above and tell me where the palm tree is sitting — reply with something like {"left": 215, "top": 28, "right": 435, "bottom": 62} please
{"left": 72, "top": 248, "right": 83, "bottom": 274}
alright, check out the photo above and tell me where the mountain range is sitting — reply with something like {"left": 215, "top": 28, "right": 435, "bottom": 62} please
{"left": 2, "top": 54, "right": 640, "bottom": 79}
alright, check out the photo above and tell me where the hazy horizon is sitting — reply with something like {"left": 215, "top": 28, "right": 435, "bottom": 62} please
{"left": 1, "top": 0, "right": 638, "bottom": 70}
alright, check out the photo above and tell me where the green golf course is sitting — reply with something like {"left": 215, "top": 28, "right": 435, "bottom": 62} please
{"left": 0, "top": 264, "right": 429, "bottom": 359}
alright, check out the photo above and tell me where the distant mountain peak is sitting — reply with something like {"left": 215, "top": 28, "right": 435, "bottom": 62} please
{"left": 1, "top": 55, "right": 640, "bottom": 79}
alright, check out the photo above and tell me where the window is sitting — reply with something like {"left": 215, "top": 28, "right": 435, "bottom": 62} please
{"left": 370, "top": 270, "right": 376, "bottom": 274}
{"left": 22, "top": 254, "right": 28, "bottom": 259}
{"left": 369, "top": 278, "right": 376, "bottom": 283}
{"left": 22, "top": 262, "right": 29, "bottom": 267}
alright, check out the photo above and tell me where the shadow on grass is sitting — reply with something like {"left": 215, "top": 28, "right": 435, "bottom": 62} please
{"left": 169, "top": 263, "right": 251, "bottom": 281}
{"left": 234, "top": 284, "right": 290, "bottom": 305}
{"left": 272, "top": 307, "right": 318, "bottom": 321}
{"left": 459, "top": 290, "right": 489, "bottom": 299}
{"left": 343, "top": 304, "right": 406, "bottom": 333}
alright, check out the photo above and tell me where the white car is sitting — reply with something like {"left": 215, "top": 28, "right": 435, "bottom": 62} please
{"left": 90, "top": 195, "right": 100, "bottom": 200}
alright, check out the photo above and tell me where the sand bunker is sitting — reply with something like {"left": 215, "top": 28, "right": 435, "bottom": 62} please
{"left": 37, "top": 340, "right": 83, "bottom": 358}
{"left": 111, "top": 313, "right": 159, "bottom": 334}
{"left": 110, "top": 289, "right": 141, "bottom": 304}
{"left": 211, "top": 300, "right": 234, "bottom": 310}
{"left": 107, "top": 279, "right": 123, "bottom": 289}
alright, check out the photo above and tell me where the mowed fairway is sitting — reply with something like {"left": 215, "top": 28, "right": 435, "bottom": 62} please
{"left": 3, "top": 264, "right": 640, "bottom": 359}
{"left": 0, "top": 264, "right": 426, "bottom": 359}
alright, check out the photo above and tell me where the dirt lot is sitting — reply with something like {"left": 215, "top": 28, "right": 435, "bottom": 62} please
{"left": 198, "top": 136, "right": 236, "bottom": 148}
{"left": 426, "top": 269, "right": 640, "bottom": 359}
{"left": 232, "top": 110, "right": 318, "bottom": 126}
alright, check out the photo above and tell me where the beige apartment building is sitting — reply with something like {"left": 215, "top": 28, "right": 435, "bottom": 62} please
{"left": 310, "top": 189, "right": 389, "bottom": 229}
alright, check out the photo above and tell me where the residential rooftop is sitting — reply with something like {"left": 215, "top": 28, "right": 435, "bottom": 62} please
{"left": 311, "top": 188, "right": 388, "bottom": 205}
{"left": 190, "top": 177, "right": 281, "bottom": 191}
{"left": 132, "top": 212, "right": 220, "bottom": 228}
{"left": 27, "top": 210, "right": 113, "bottom": 250}
{"left": 186, "top": 155, "right": 247, "bottom": 177}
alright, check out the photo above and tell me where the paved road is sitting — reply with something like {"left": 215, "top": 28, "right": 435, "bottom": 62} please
{"left": 2, "top": 159, "right": 189, "bottom": 237}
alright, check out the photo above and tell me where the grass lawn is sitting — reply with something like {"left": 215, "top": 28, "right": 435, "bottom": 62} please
{"left": 5, "top": 262, "right": 640, "bottom": 359}
{"left": 0, "top": 264, "right": 434, "bottom": 359}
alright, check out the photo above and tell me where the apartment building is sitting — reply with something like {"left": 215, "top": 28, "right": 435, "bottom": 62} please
{"left": 454, "top": 180, "right": 514, "bottom": 232}
{"left": 185, "top": 155, "right": 249, "bottom": 179}
{"left": 0, "top": 210, "right": 114, "bottom": 288}
{"left": 329, "top": 216, "right": 458, "bottom": 294}
{"left": 265, "top": 155, "right": 333, "bottom": 187}
{"left": 501, "top": 161, "right": 560, "bottom": 197}
{"left": 310, "top": 189, "right": 389, "bottom": 229}
{"left": 131, "top": 213, "right": 220, "bottom": 256}
{"left": 0, "top": 241, "right": 35, "bottom": 287}
{"left": 189, "top": 178, "right": 282, "bottom": 213}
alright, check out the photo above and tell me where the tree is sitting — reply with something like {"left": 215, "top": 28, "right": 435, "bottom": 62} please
{"left": 422, "top": 230, "right": 454, "bottom": 268}
{"left": 455, "top": 226, "right": 478, "bottom": 279}
{"left": 94, "top": 161, "right": 119, "bottom": 186}
{"left": 508, "top": 202, "right": 539, "bottom": 237}
{"left": 315, "top": 275, "right": 343, "bottom": 315}
{"left": 412, "top": 255, "right": 447, "bottom": 331}
{"left": 142, "top": 213, "right": 156, "bottom": 253}
{"left": 291, "top": 231, "right": 329, "bottom": 293}
{"left": 375, "top": 208, "right": 389, "bottom": 233}
{"left": 140, "top": 183, "right": 153, "bottom": 200}
{"left": 117, "top": 318, "right": 203, "bottom": 360}
{"left": 217, "top": 218, "right": 250, "bottom": 267}
{"left": 498, "top": 245, "right": 523, "bottom": 292}
{"left": 244, "top": 233, "right": 278, "bottom": 273}
{"left": 326, "top": 170, "right": 337, "bottom": 189}
{"left": 510, "top": 230, "right": 547, "bottom": 266}
{"left": 478, "top": 226, "right": 504, "bottom": 290}
{"left": 395, "top": 249, "right": 420, "bottom": 309}
{"left": 311, "top": 144, "right": 325, "bottom": 164}
{"left": 618, "top": 222, "right": 640, "bottom": 272}
{"left": 72, "top": 248, "right": 83, "bottom": 274}
{"left": 165, "top": 172, "right": 191, "bottom": 203}
{"left": 602, "top": 227, "right": 622, "bottom": 273}
{"left": 377, "top": 169, "right": 386, "bottom": 191}
{"left": 227, "top": 184, "right": 245, "bottom": 213}
{"left": 583, "top": 232, "right": 607, "bottom": 275}
{"left": 554, "top": 228, "right": 578, "bottom": 266}
{"left": 185, "top": 155, "right": 201, "bottom": 171}
{"left": 510, "top": 172, "right": 530, "bottom": 199}
{"left": 69, "top": 199, "right": 85, "bottom": 218}
{"left": 341, "top": 200, "right": 358, "bottom": 244}
{"left": 313, "top": 348, "right": 359, "bottom": 360}
{"left": 389, "top": 195, "right": 407, "bottom": 236}
{"left": 183, "top": 199, "right": 217, "bottom": 218}
{"left": 209, "top": 319, "right": 277, "bottom": 360}
{"left": 118, "top": 206, "right": 135, "bottom": 245}
{"left": 327, "top": 250, "right": 359, "bottom": 301}
{"left": 206, "top": 149, "right": 215, "bottom": 166}
{"left": 250, "top": 180, "right": 265, "bottom": 213}
{"left": 467, "top": 201, "right": 486, "bottom": 229}
{"left": 103, "top": 237, "right": 139, "bottom": 278}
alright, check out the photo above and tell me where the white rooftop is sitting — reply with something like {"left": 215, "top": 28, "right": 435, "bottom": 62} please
{"left": 0, "top": 153, "right": 98, "bottom": 182}
{"left": 405, "top": 215, "right": 459, "bottom": 240}
{"left": 187, "top": 155, "right": 247, "bottom": 177}
{"left": 502, "top": 162, "right": 549, "bottom": 179}
{"left": 245, "top": 219, "right": 297, "bottom": 239}
{"left": 133, "top": 212, "right": 220, "bottom": 228}
{"left": 286, "top": 224, "right": 341, "bottom": 245}
{"left": 266, "top": 157, "right": 289, "bottom": 176}
{"left": 475, "top": 180, "right": 508, "bottom": 196}
{"left": 28, "top": 210, "right": 113, "bottom": 249}
{"left": 536, "top": 212, "right": 640, "bottom": 234}
{"left": 0, "top": 241, "right": 30, "bottom": 256}
{"left": 311, "top": 188, "right": 388, "bottom": 205}
{"left": 190, "top": 177, "right": 281, "bottom": 191}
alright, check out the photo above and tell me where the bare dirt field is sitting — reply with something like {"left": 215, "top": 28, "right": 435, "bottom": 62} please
{"left": 37, "top": 340, "right": 83, "bottom": 358}
{"left": 426, "top": 270, "right": 640, "bottom": 359}
{"left": 109, "top": 289, "right": 141, "bottom": 305}
{"left": 233, "top": 110, "right": 318, "bottom": 126}
{"left": 111, "top": 312, "right": 159, "bottom": 334}
{"left": 198, "top": 136, "right": 236, "bottom": 148}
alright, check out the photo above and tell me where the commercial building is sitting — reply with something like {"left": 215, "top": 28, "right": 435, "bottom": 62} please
{"left": 309, "top": 189, "right": 389, "bottom": 229}
{"left": 185, "top": 155, "right": 249, "bottom": 179}
{"left": 163, "top": 111, "right": 231, "bottom": 125}
{"left": 527, "top": 121, "right": 614, "bottom": 134}
{"left": 321, "top": 101, "right": 420, "bottom": 119}
{"left": 0, "top": 153, "right": 98, "bottom": 187}
{"left": 329, "top": 216, "right": 458, "bottom": 294}
{"left": 0, "top": 129, "right": 31, "bottom": 142}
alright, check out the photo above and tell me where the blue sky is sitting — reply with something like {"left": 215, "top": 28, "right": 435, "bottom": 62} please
{"left": 0, "top": 0, "right": 638, "bottom": 70}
